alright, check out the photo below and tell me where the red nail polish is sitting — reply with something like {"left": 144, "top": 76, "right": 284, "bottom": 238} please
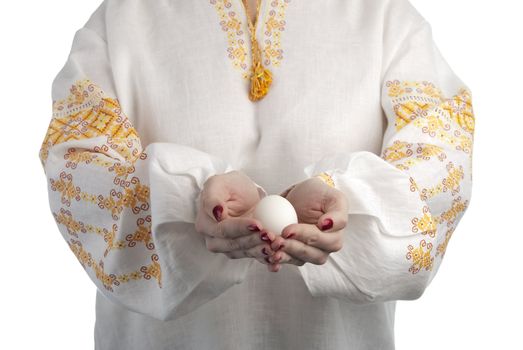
{"left": 262, "top": 247, "right": 268, "bottom": 255}
{"left": 321, "top": 218, "right": 333, "bottom": 230}
{"left": 261, "top": 233, "right": 270, "bottom": 242}
{"left": 287, "top": 233, "right": 296, "bottom": 239}
{"left": 248, "top": 224, "right": 260, "bottom": 232}
{"left": 213, "top": 205, "right": 223, "bottom": 221}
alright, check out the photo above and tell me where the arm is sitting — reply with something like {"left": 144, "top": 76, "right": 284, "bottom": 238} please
{"left": 39, "top": 1, "right": 267, "bottom": 321}
{"left": 296, "top": 1, "right": 474, "bottom": 303}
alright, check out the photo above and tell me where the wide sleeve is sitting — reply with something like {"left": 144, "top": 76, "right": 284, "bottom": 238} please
{"left": 39, "top": 2, "right": 267, "bottom": 321}
{"left": 296, "top": 5, "right": 475, "bottom": 303}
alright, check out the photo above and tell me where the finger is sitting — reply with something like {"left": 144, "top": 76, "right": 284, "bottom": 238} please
{"left": 275, "top": 237, "right": 329, "bottom": 265}
{"left": 210, "top": 217, "right": 267, "bottom": 239}
{"left": 281, "top": 223, "right": 343, "bottom": 252}
{"left": 271, "top": 250, "right": 305, "bottom": 266}
{"left": 316, "top": 190, "right": 349, "bottom": 233}
{"left": 199, "top": 176, "right": 230, "bottom": 222}
{"left": 267, "top": 263, "right": 281, "bottom": 272}
{"left": 196, "top": 210, "right": 265, "bottom": 240}
{"left": 205, "top": 232, "right": 261, "bottom": 253}
{"left": 223, "top": 243, "right": 276, "bottom": 266}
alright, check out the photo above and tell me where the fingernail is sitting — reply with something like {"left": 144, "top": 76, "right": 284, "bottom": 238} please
{"left": 286, "top": 233, "right": 296, "bottom": 239}
{"left": 262, "top": 247, "right": 269, "bottom": 256}
{"left": 213, "top": 205, "right": 223, "bottom": 221}
{"left": 276, "top": 244, "right": 284, "bottom": 251}
{"left": 321, "top": 218, "right": 333, "bottom": 230}
{"left": 261, "top": 232, "right": 270, "bottom": 242}
{"left": 248, "top": 224, "right": 260, "bottom": 232}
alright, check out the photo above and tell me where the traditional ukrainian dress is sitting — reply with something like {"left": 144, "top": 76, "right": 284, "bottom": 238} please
{"left": 38, "top": 0, "right": 475, "bottom": 349}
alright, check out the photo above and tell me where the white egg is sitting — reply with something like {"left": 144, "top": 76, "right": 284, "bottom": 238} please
{"left": 253, "top": 195, "right": 298, "bottom": 235}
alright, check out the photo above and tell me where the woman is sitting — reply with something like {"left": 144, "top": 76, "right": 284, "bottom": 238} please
{"left": 38, "top": 0, "right": 475, "bottom": 349}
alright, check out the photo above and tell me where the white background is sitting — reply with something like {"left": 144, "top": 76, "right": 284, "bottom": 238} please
{"left": 1, "top": 1, "right": 521, "bottom": 349}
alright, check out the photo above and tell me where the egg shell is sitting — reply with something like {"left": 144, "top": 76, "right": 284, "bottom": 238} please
{"left": 253, "top": 195, "right": 298, "bottom": 235}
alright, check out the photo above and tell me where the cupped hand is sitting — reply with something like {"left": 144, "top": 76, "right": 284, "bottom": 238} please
{"left": 267, "top": 176, "right": 349, "bottom": 269}
{"left": 194, "top": 170, "right": 280, "bottom": 270}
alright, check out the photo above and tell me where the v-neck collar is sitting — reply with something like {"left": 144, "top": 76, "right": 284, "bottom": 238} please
{"left": 210, "top": 0, "right": 292, "bottom": 80}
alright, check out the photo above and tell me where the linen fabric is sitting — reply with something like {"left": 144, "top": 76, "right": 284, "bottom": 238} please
{"left": 38, "top": 0, "right": 475, "bottom": 349}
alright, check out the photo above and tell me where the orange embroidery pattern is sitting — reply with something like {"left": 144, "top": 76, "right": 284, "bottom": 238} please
{"left": 385, "top": 80, "right": 474, "bottom": 138}
{"left": 39, "top": 80, "right": 141, "bottom": 169}
{"left": 69, "top": 239, "right": 161, "bottom": 291}
{"left": 210, "top": 0, "right": 291, "bottom": 80}
{"left": 39, "top": 78, "right": 162, "bottom": 290}
{"left": 406, "top": 239, "right": 434, "bottom": 274}
{"left": 382, "top": 141, "right": 447, "bottom": 171}
{"left": 262, "top": 0, "right": 291, "bottom": 67}
{"left": 419, "top": 162, "right": 464, "bottom": 201}
{"left": 436, "top": 226, "right": 455, "bottom": 258}
{"left": 54, "top": 207, "right": 154, "bottom": 258}
{"left": 381, "top": 80, "right": 474, "bottom": 274}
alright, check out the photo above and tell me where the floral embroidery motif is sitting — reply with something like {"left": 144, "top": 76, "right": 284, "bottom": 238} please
{"left": 39, "top": 78, "right": 163, "bottom": 291}
{"left": 411, "top": 205, "right": 437, "bottom": 238}
{"left": 406, "top": 239, "right": 434, "bottom": 274}
{"left": 210, "top": 0, "right": 291, "bottom": 80}
{"left": 382, "top": 80, "right": 475, "bottom": 275}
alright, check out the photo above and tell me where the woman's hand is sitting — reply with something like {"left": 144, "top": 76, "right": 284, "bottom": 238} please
{"left": 267, "top": 177, "right": 349, "bottom": 269}
{"left": 194, "top": 170, "right": 280, "bottom": 270}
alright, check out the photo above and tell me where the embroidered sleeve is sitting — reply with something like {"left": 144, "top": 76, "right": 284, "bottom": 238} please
{"left": 39, "top": 2, "right": 266, "bottom": 321}
{"left": 297, "top": 18, "right": 474, "bottom": 303}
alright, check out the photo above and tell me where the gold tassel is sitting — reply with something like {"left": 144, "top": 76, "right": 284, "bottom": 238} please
{"left": 248, "top": 39, "right": 272, "bottom": 101}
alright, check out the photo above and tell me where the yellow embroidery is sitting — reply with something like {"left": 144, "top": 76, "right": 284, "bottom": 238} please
{"left": 387, "top": 80, "right": 443, "bottom": 99}
{"left": 419, "top": 162, "right": 464, "bottom": 201}
{"left": 39, "top": 79, "right": 142, "bottom": 169}
{"left": 385, "top": 80, "right": 475, "bottom": 137}
{"left": 436, "top": 226, "right": 455, "bottom": 258}
{"left": 210, "top": 0, "right": 249, "bottom": 79}
{"left": 49, "top": 171, "right": 149, "bottom": 220}
{"left": 383, "top": 80, "right": 474, "bottom": 275}
{"left": 406, "top": 239, "right": 434, "bottom": 274}
{"left": 411, "top": 205, "right": 437, "bottom": 238}
{"left": 54, "top": 208, "right": 154, "bottom": 258}
{"left": 382, "top": 141, "right": 446, "bottom": 170}
{"left": 313, "top": 172, "right": 335, "bottom": 188}
{"left": 40, "top": 78, "right": 163, "bottom": 291}
{"left": 262, "top": 0, "right": 291, "bottom": 67}
{"left": 69, "top": 239, "right": 162, "bottom": 291}
{"left": 441, "top": 89, "right": 474, "bottom": 133}
{"left": 437, "top": 196, "right": 469, "bottom": 226}
{"left": 210, "top": 0, "right": 291, "bottom": 80}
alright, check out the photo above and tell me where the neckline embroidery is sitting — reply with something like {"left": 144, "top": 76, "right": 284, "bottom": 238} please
{"left": 210, "top": 0, "right": 292, "bottom": 80}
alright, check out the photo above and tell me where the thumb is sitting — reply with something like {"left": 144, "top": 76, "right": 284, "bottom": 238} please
{"left": 316, "top": 191, "right": 348, "bottom": 233}
{"left": 200, "top": 177, "right": 230, "bottom": 222}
